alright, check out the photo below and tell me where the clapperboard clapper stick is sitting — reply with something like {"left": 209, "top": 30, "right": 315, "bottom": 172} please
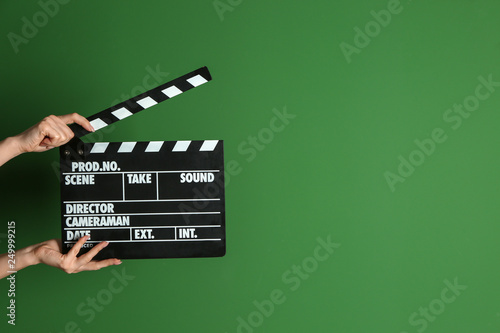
{"left": 60, "top": 67, "right": 226, "bottom": 260}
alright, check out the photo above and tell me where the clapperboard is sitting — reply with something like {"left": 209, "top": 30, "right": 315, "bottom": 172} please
{"left": 59, "top": 67, "right": 225, "bottom": 260}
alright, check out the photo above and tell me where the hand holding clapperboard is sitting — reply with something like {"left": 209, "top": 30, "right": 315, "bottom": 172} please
{"left": 60, "top": 67, "right": 226, "bottom": 260}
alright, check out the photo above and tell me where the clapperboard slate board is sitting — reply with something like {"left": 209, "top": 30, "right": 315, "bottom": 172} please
{"left": 59, "top": 67, "right": 225, "bottom": 259}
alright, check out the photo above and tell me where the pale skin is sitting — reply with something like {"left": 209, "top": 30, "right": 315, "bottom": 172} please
{"left": 0, "top": 114, "right": 92, "bottom": 166}
{"left": 0, "top": 114, "right": 121, "bottom": 279}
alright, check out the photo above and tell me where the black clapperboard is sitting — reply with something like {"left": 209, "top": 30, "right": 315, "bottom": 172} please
{"left": 59, "top": 67, "right": 225, "bottom": 259}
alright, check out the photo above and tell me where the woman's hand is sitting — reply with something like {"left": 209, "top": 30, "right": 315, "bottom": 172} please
{"left": 0, "top": 113, "right": 95, "bottom": 167}
{"left": 13, "top": 113, "right": 94, "bottom": 153}
{"left": 33, "top": 236, "right": 121, "bottom": 274}
{"left": 0, "top": 236, "right": 120, "bottom": 279}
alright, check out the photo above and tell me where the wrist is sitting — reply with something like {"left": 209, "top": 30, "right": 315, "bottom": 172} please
{"left": 8, "top": 136, "right": 24, "bottom": 156}
{"left": 3, "top": 136, "right": 23, "bottom": 157}
{"left": 16, "top": 246, "right": 41, "bottom": 270}
{"left": 0, "top": 136, "right": 24, "bottom": 167}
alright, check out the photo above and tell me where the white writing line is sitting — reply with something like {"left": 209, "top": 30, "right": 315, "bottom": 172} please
{"left": 64, "top": 239, "right": 222, "bottom": 243}
{"left": 156, "top": 172, "right": 159, "bottom": 200}
{"left": 122, "top": 173, "right": 125, "bottom": 201}
{"left": 64, "top": 225, "right": 221, "bottom": 230}
{"left": 64, "top": 212, "right": 220, "bottom": 217}
{"left": 62, "top": 169, "right": 220, "bottom": 175}
{"left": 63, "top": 199, "right": 220, "bottom": 203}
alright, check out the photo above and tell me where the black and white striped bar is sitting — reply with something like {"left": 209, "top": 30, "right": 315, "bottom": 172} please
{"left": 88, "top": 140, "right": 219, "bottom": 154}
{"left": 69, "top": 66, "right": 212, "bottom": 138}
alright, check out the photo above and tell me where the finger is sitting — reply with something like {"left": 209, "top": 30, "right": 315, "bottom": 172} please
{"left": 38, "top": 122, "right": 73, "bottom": 150}
{"left": 59, "top": 113, "right": 94, "bottom": 132}
{"left": 68, "top": 235, "right": 90, "bottom": 258}
{"left": 36, "top": 135, "right": 60, "bottom": 151}
{"left": 79, "top": 258, "right": 122, "bottom": 272}
{"left": 32, "top": 144, "right": 55, "bottom": 153}
{"left": 40, "top": 137, "right": 50, "bottom": 146}
{"left": 77, "top": 240, "right": 109, "bottom": 264}
{"left": 33, "top": 117, "right": 61, "bottom": 147}
{"left": 52, "top": 115, "right": 76, "bottom": 141}
{"left": 47, "top": 116, "right": 74, "bottom": 145}
{"left": 41, "top": 116, "right": 67, "bottom": 146}
{"left": 40, "top": 137, "right": 52, "bottom": 147}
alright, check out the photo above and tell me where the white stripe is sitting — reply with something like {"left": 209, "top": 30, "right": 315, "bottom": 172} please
{"left": 200, "top": 140, "right": 219, "bottom": 151}
{"left": 187, "top": 74, "right": 208, "bottom": 87}
{"left": 90, "top": 142, "right": 109, "bottom": 153}
{"left": 118, "top": 142, "right": 137, "bottom": 153}
{"left": 89, "top": 118, "right": 108, "bottom": 131}
{"left": 162, "top": 86, "right": 183, "bottom": 98}
{"left": 145, "top": 141, "right": 164, "bottom": 152}
{"left": 136, "top": 96, "right": 158, "bottom": 109}
{"left": 172, "top": 141, "right": 191, "bottom": 152}
{"left": 111, "top": 107, "right": 133, "bottom": 120}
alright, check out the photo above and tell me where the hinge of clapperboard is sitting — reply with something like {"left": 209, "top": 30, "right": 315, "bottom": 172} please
{"left": 62, "top": 66, "right": 212, "bottom": 157}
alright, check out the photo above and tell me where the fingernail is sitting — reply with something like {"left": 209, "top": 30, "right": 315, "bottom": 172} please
{"left": 115, "top": 259, "right": 122, "bottom": 265}
{"left": 103, "top": 241, "right": 109, "bottom": 247}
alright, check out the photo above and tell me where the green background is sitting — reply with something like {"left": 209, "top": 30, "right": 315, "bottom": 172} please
{"left": 1, "top": 0, "right": 500, "bottom": 332}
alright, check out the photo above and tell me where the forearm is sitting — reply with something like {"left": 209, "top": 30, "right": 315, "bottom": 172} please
{"left": 0, "top": 244, "right": 40, "bottom": 279}
{"left": 0, "top": 136, "right": 22, "bottom": 167}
